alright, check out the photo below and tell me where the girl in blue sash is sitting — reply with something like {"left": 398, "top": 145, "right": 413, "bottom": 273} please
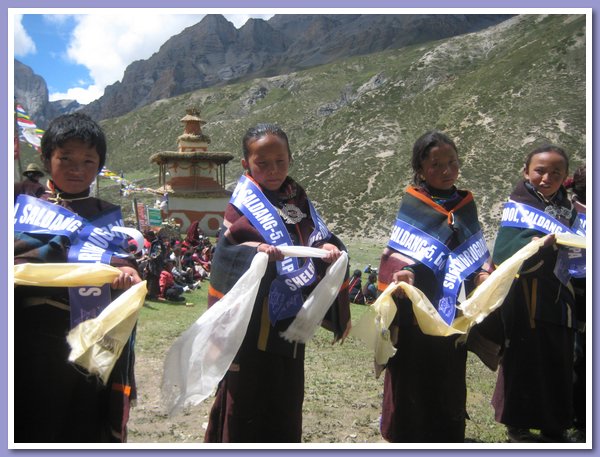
{"left": 14, "top": 113, "right": 142, "bottom": 442}
{"left": 491, "top": 145, "right": 579, "bottom": 443}
{"left": 377, "top": 131, "right": 491, "bottom": 442}
{"left": 204, "top": 124, "right": 351, "bottom": 443}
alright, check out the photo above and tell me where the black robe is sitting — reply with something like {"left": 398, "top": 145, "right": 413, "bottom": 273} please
{"left": 491, "top": 180, "right": 577, "bottom": 433}
{"left": 378, "top": 185, "right": 488, "bottom": 443}
{"left": 204, "top": 175, "right": 350, "bottom": 443}
{"left": 14, "top": 185, "right": 138, "bottom": 443}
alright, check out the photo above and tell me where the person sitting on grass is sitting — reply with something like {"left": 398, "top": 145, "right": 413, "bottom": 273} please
{"left": 362, "top": 273, "right": 379, "bottom": 304}
{"left": 159, "top": 260, "right": 185, "bottom": 302}
{"left": 348, "top": 269, "right": 364, "bottom": 304}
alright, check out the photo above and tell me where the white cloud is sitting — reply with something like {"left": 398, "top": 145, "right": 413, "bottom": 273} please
{"left": 65, "top": 14, "right": 204, "bottom": 95}
{"left": 50, "top": 12, "right": 274, "bottom": 105}
{"left": 224, "top": 14, "right": 274, "bottom": 28}
{"left": 14, "top": 15, "right": 36, "bottom": 57}
{"left": 49, "top": 84, "right": 104, "bottom": 105}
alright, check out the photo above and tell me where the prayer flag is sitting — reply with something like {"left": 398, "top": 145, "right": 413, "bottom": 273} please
{"left": 15, "top": 103, "right": 43, "bottom": 152}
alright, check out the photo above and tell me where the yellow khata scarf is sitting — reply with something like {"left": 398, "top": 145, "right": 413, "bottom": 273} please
{"left": 349, "top": 233, "right": 585, "bottom": 372}
{"left": 14, "top": 263, "right": 147, "bottom": 384}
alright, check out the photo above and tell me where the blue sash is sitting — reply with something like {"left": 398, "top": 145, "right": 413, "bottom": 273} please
{"left": 500, "top": 201, "right": 585, "bottom": 280}
{"left": 387, "top": 218, "right": 489, "bottom": 324}
{"left": 572, "top": 213, "right": 586, "bottom": 236}
{"left": 230, "top": 175, "right": 332, "bottom": 323}
{"left": 14, "top": 194, "right": 129, "bottom": 327}
{"left": 500, "top": 201, "right": 573, "bottom": 234}
{"left": 566, "top": 213, "right": 587, "bottom": 279}
{"left": 13, "top": 194, "right": 84, "bottom": 240}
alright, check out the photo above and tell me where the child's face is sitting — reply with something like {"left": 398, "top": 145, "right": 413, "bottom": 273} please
{"left": 524, "top": 151, "right": 568, "bottom": 197}
{"left": 241, "top": 134, "right": 290, "bottom": 191}
{"left": 418, "top": 143, "right": 459, "bottom": 190}
{"left": 46, "top": 139, "right": 100, "bottom": 194}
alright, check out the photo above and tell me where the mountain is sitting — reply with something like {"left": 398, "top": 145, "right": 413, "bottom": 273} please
{"left": 96, "top": 14, "right": 586, "bottom": 242}
{"left": 81, "top": 14, "right": 513, "bottom": 121}
{"left": 14, "top": 59, "right": 81, "bottom": 130}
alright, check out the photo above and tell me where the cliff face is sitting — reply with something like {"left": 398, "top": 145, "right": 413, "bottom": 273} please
{"left": 15, "top": 14, "right": 512, "bottom": 125}
{"left": 14, "top": 59, "right": 81, "bottom": 130}
{"left": 78, "top": 14, "right": 513, "bottom": 121}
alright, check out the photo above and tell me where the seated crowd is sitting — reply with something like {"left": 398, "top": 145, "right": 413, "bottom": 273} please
{"left": 133, "top": 225, "right": 213, "bottom": 302}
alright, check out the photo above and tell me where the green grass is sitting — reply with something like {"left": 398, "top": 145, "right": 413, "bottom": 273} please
{"left": 133, "top": 240, "right": 509, "bottom": 443}
{"left": 136, "top": 289, "right": 209, "bottom": 354}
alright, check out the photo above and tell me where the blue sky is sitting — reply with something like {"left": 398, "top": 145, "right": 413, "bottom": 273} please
{"left": 13, "top": 11, "right": 274, "bottom": 105}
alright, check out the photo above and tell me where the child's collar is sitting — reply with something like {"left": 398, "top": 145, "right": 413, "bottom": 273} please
{"left": 46, "top": 180, "right": 92, "bottom": 203}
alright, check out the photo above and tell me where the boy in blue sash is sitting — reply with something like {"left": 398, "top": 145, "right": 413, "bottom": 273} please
{"left": 492, "top": 145, "right": 579, "bottom": 443}
{"left": 14, "top": 113, "right": 142, "bottom": 442}
{"left": 377, "top": 131, "right": 491, "bottom": 442}
{"left": 204, "top": 123, "right": 350, "bottom": 443}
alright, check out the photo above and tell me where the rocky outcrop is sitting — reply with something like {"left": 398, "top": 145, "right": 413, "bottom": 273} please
{"left": 14, "top": 59, "right": 81, "bottom": 129}
{"left": 81, "top": 14, "right": 513, "bottom": 121}
{"left": 15, "top": 14, "right": 513, "bottom": 124}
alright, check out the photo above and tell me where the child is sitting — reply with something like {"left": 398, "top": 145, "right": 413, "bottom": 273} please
{"left": 376, "top": 130, "right": 491, "bottom": 442}
{"left": 203, "top": 123, "right": 351, "bottom": 443}
{"left": 13, "top": 113, "right": 142, "bottom": 442}
{"left": 362, "top": 272, "right": 379, "bottom": 304}
{"left": 491, "top": 145, "right": 578, "bottom": 443}
{"left": 159, "top": 260, "right": 186, "bottom": 301}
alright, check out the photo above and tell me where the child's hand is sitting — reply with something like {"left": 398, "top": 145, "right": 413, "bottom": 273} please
{"left": 112, "top": 266, "right": 142, "bottom": 290}
{"left": 535, "top": 233, "right": 557, "bottom": 249}
{"left": 474, "top": 271, "right": 491, "bottom": 287}
{"left": 320, "top": 243, "right": 342, "bottom": 264}
{"left": 391, "top": 269, "right": 414, "bottom": 298}
{"left": 257, "top": 243, "right": 284, "bottom": 262}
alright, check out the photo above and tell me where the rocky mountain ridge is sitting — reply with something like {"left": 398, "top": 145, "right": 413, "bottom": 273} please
{"left": 14, "top": 60, "right": 81, "bottom": 129}
{"left": 14, "top": 14, "right": 513, "bottom": 125}
{"left": 95, "top": 14, "right": 586, "bottom": 240}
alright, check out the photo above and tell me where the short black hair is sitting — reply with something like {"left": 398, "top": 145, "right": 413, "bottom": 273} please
{"left": 524, "top": 144, "right": 569, "bottom": 175}
{"left": 242, "top": 123, "right": 292, "bottom": 161}
{"left": 41, "top": 112, "right": 107, "bottom": 172}
{"left": 411, "top": 130, "right": 458, "bottom": 185}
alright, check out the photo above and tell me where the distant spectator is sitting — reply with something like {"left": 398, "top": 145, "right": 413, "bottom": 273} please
{"left": 159, "top": 260, "right": 185, "bottom": 302}
{"left": 348, "top": 269, "right": 364, "bottom": 304}
{"left": 145, "top": 231, "right": 165, "bottom": 300}
{"left": 362, "top": 273, "right": 379, "bottom": 304}
{"left": 182, "top": 220, "right": 203, "bottom": 252}
{"left": 14, "top": 162, "right": 46, "bottom": 201}
{"left": 170, "top": 243, "right": 199, "bottom": 289}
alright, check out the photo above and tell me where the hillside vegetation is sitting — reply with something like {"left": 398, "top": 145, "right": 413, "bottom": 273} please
{"left": 99, "top": 14, "right": 586, "bottom": 242}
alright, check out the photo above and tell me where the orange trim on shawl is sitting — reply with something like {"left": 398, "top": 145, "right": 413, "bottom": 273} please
{"left": 405, "top": 185, "right": 474, "bottom": 226}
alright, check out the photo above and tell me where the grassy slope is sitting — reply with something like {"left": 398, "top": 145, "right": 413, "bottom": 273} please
{"left": 99, "top": 14, "right": 586, "bottom": 243}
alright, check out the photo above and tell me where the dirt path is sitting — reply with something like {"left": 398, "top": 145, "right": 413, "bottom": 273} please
{"left": 127, "top": 337, "right": 387, "bottom": 444}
